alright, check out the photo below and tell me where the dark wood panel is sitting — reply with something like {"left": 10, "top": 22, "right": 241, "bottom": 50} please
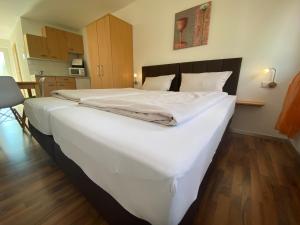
{"left": 142, "top": 63, "right": 180, "bottom": 91}
{"left": 142, "top": 58, "right": 242, "bottom": 95}
{"left": 1, "top": 121, "right": 300, "bottom": 225}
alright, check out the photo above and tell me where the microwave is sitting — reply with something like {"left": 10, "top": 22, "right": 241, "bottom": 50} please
{"left": 69, "top": 67, "right": 85, "bottom": 76}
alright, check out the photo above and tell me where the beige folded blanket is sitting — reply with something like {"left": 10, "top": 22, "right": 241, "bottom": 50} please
{"left": 51, "top": 88, "right": 141, "bottom": 102}
{"left": 80, "top": 91, "right": 228, "bottom": 126}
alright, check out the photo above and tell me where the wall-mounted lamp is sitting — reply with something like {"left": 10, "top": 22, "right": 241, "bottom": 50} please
{"left": 133, "top": 73, "right": 138, "bottom": 86}
{"left": 262, "top": 68, "right": 277, "bottom": 88}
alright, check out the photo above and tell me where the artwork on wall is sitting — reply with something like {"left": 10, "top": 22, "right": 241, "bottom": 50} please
{"left": 174, "top": 1, "right": 212, "bottom": 50}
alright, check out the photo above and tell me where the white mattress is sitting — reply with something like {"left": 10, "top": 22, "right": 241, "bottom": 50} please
{"left": 24, "top": 97, "right": 77, "bottom": 135}
{"left": 50, "top": 96, "right": 236, "bottom": 225}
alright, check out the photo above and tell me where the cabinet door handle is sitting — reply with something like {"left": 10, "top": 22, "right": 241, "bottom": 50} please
{"left": 100, "top": 65, "right": 104, "bottom": 77}
{"left": 97, "top": 65, "right": 101, "bottom": 78}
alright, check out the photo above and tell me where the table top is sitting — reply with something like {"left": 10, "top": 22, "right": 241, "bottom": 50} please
{"left": 35, "top": 75, "right": 89, "bottom": 79}
{"left": 17, "top": 81, "right": 38, "bottom": 85}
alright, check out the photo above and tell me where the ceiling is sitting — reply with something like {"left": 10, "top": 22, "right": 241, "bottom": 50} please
{"left": 0, "top": 0, "right": 135, "bottom": 39}
{"left": 0, "top": 0, "right": 40, "bottom": 39}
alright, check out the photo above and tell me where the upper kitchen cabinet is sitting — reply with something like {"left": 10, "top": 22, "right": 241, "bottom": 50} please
{"left": 65, "top": 32, "right": 84, "bottom": 54}
{"left": 57, "top": 30, "right": 69, "bottom": 61}
{"left": 24, "top": 34, "right": 49, "bottom": 59}
{"left": 42, "top": 26, "right": 63, "bottom": 60}
{"left": 24, "top": 26, "right": 84, "bottom": 61}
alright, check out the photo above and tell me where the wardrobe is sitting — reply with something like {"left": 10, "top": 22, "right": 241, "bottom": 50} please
{"left": 86, "top": 14, "right": 133, "bottom": 88}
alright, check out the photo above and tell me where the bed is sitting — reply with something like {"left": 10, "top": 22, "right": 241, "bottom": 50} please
{"left": 27, "top": 57, "right": 242, "bottom": 225}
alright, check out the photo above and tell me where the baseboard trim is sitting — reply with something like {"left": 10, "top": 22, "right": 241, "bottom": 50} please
{"left": 230, "top": 128, "right": 300, "bottom": 154}
{"left": 229, "top": 128, "right": 287, "bottom": 142}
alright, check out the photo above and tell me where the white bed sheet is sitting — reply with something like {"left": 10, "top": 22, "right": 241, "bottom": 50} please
{"left": 50, "top": 96, "right": 236, "bottom": 225}
{"left": 24, "top": 97, "right": 77, "bottom": 135}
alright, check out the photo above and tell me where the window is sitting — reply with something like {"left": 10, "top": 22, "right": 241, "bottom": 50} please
{"left": 0, "top": 48, "right": 12, "bottom": 76}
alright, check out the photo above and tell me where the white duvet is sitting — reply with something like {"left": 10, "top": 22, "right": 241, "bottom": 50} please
{"left": 80, "top": 91, "right": 228, "bottom": 126}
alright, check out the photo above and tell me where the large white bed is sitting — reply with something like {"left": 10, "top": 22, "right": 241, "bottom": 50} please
{"left": 25, "top": 58, "right": 242, "bottom": 225}
{"left": 49, "top": 95, "right": 236, "bottom": 225}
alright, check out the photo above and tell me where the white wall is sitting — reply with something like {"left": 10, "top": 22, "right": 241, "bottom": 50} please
{"left": 113, "top": 0, "right": 300, "bottom": 138}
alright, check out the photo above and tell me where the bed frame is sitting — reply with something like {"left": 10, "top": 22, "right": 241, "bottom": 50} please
{"left": 142, "top": 57, "right": 242, "bottom": 95}
{"left": 29, "top": 57, "right": 242, "bottom": 225}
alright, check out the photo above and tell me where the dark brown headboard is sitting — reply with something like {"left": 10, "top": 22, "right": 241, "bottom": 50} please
{"left": 142, "top": 63, "right": 180, "bottom": 92}
{"left": 142, "top": 58, "right": 242, "bottom": 95}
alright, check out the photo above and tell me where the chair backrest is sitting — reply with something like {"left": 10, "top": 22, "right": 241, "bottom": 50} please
{"left": 0, "top": 76, "right": 24, "bottom": 108}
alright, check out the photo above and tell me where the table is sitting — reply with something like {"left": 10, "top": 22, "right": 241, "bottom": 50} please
{"left": 15, "top": 81, "right": 39, "bottom": 130}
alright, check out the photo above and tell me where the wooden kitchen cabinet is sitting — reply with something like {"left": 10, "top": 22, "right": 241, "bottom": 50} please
{"left": 42, "top": 26, "right": 69, "bottom": 61}
{"left": 42, "top": 26, "right": 61, "bottom": 60}
{"left": 36, "top": 76, "right": 76, "bottom": 97}
{"left": 24, "top": 26, "right": 84, "bottom": 61}
{"left": 24, "top": 34, "right": 49, "bottom": 59}
{"left": 86, "top": 14, "right": 133, "bottom": 89}
{"left": 86, "top": 22, "right": 101, "bottom": 88}
{"left": 110, "top": 15, "right": 133, "bottom": 88}
{"left": 95, "top": 15, "right": 113, "bottom": 88}
{"left": 65, "top": 32, "right": 84, "bottom": 54}
{"left": 55, "top": 77, "right": 75, "bottom": 84}
{"left": 56, "top": 77, "right": 76, "bottom": 89}
{"left": 57, "top": 30, "right": 69, "bottom": 61}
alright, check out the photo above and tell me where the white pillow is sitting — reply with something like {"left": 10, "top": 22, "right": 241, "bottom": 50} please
{"left": 142, "top": 75, "right": 175, "bottom": 91}
{"left": 180, "top": 71, "right": 232, "bottom": 92}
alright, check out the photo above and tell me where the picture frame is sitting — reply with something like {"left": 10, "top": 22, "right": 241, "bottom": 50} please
{"left": 174, "top": 1, "right": 212, "bottom": 50}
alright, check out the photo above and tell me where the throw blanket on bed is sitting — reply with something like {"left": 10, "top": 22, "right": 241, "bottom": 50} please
{"left": 51, "top": 88, "right": 141, "bottom": 102}
{"left": 80, "top": 91, "right": 228, "bottom": 126}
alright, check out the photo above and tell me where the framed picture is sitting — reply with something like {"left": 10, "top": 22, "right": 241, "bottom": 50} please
{"left": 174, "top": 1, "right": 212, "bottom": 50}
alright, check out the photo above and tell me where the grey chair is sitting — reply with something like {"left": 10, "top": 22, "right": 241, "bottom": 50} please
{"left": 0, "top": 76, "right": 26, "bottom": 128}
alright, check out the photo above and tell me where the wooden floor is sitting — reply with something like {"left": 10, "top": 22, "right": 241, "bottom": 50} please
{"left": 0, "top": 120, "right": 300, "bottom": 225}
